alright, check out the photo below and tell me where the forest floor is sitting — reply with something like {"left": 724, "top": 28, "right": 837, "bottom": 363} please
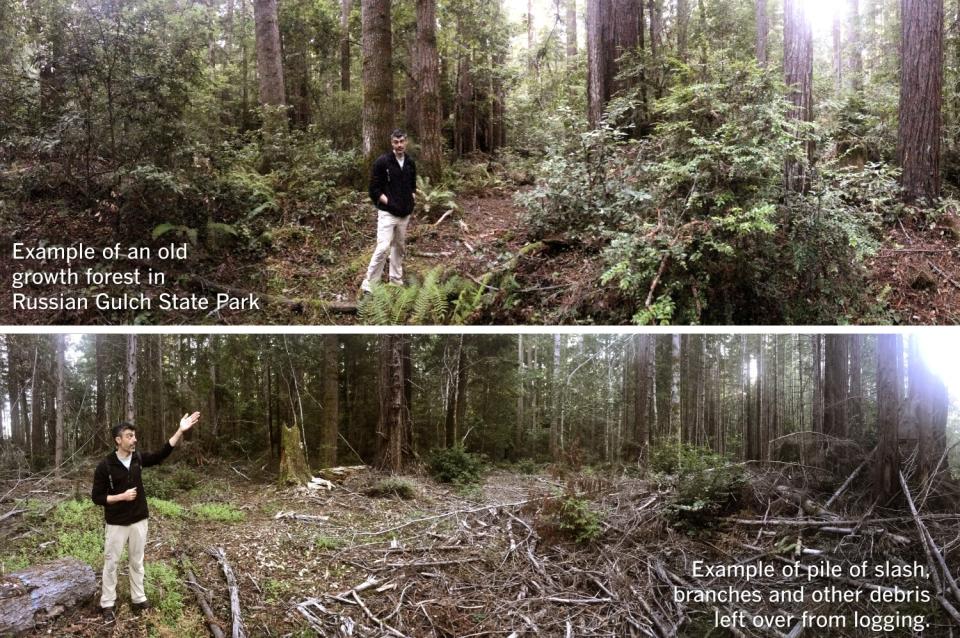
{"left": 2, "top": 453, "right": 960, "bottom": 637}
{"left": 2, "top": 177, "right": 959, "bottom": 325}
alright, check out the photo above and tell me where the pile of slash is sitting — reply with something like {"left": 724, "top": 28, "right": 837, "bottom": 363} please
{"left": 257, "top": 454, "right": 960, "bottom": 638}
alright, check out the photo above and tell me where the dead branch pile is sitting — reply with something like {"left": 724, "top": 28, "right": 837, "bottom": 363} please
{"left": 285, "top": 461, "right": 960, "bottom": 637}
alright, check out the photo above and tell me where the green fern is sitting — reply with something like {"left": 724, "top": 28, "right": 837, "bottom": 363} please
{"left": 357, "top": 267, "right": 479, "bottom": 325}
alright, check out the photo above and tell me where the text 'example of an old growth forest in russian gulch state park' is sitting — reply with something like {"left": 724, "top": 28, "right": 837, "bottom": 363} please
{"left": 3, "top": 0, "right": 960, "bottom": 326}
{"left": 0, "top": 333, "right": 958, "bottom": 636}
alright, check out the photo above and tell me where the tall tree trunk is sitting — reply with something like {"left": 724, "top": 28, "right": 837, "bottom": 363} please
{"left": 253, "top": 0, "right": 287, "bottom": 135}
{"left": 586, "top": 0, "right": 611, "bottom": 127}
{"left": 566, "top": 0, "right": 578, "bottom": 60}
{"left": 416, "top": 0, "right": 442, "bottom": 181}
{"left": 341, "top": 0, "right": 353, "bottom": 91}
{"left": 125, "top": 335, "right": 137, "bottom": 423}
{"left": 848, "top": 0, "right": 863, "bottom": 92}
{"left": 874, "top": 334, "right": 900, "bottom": 501}
{"left": 55, "top": 335, "right": 64, "bottom": 471}
{"left": 319, "top": 336, "right": 339, "bottom": 468}
{"left": 811, "top": 335, "right": 823, "bottom": 433}
{"left": 361, "top": 0, "right": 394, "bottom": 164}
{"left": 550, "top": 335, "right": 562, "bottom": 460}
{"left": 823, "top": 335, "right": 849, "bottom": 439}
{"left": 6, "top": 337, "right": 23, "bottom": 449}
{"left": 376, "top": 335, "right": 412, "bottom": 472}
{"left": 95, "top": 335, "right": 105, "bottom": 443}
{"left": 898, "top": 0, "right": 943, "bottom": 202}
{"left": 756, "top": 0, "right": 768, "bottom": 67}
{"left": 849, "top": 336, "right": 863, "bottom": 439}
{"left": 784, "top": 0, "right": 813, "bottom": 192}
{"left": 833, "top": 11, "right": 843, "bottom": 92}
{"left": 677, "top": 0, "right": 689, "bottom": 61}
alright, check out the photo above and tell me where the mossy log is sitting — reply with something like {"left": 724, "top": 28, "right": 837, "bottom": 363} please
{"left": 0, "top": 558, "right": 96, "bottom": 634}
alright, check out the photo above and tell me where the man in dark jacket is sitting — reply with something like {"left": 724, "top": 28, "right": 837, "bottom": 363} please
{"left": 91, "top": 411, "right": 200, "bottom": 623}
{"left": 361, "top": 129, "right": 417, "bottom": 293}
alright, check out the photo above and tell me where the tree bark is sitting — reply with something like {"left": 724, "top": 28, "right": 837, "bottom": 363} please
{"left": 253, "top": 0, "right": 287, "bottom": 134}
{"left": 319, "top": 336, "right": 339, "bottom": 468}
{"left": 54, "top": 335, "right": 64, "bottom": 471}
{"left": 823, "top": 335, "right": 849, "bottom": 439}
{"left": 415, "top": 0, "right": 443, "bottom": 181}
{"left": 0, "top": 559, "right": 97, "bottom": 634}
{"left": 341, "top": 0, "right": 353, "bottom": 91}
{"left": 566, "top": 0, "right": 578, "bottom": 60}
{"left": 376, "top": 335, "right": 412, "bottom": 472}
{"left": 784, "top": 0, "right": 813, "bottom": 192}
{"left": 361, "top": 0, "right": 394, "bottom": 164}
{"left": 898, "top": 0, "right": 943, "bottom": 202}
{"left": 874, "top": 335, "right": 900, "bottom": 501}
{"left": 125, "top": 335, "right": 137, "bottom": 423}
{"left": 756, "top": 0, "right": 768, "bottom": 67}
{"left": 848, "top": 0, "right": 863, "bottom": 92}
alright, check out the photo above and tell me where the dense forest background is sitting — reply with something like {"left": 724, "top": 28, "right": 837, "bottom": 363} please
{"left": 2, "top": 0, "right": 960, "bottom": 324}
{"left": 2, "top": 333, "right": 960, "bottom": 636}
{"left": 2, "top": 333, "right": 958, "bottom": 478}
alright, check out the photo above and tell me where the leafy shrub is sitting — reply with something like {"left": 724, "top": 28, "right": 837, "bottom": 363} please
{"left": 426, "top": 446, "right": 485, "bottom": 485}
{"left": 142, "top": 472, "right": 176, "bottom": 501}
{"left": 191, "top": 502, "right": 245, "bottom": 523}
{"left": 52, "top": 498, "right": 98, "bottom": 528}
{"left": 537, "top": 494, "right": 603, "bottom": 545}
{"left": 364, "top": 478, "right": 417, "bottom": 500}
{"left": 521, "top": 55, "right": 885, "bottom": 324}
{"left": 651, "top": 442, "right": 745, "bottom": 528}
{"left": 148, "top": 497, "right": 185, "bottom": 518}
{"left": 515, "top": 459, "right": 541, "bottom": 475}
{"left": 171, "top": 466, "right": 200, "bottom": 491}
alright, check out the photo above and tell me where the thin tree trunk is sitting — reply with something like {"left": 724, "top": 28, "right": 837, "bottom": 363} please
{"left": 340, "top": 0, "right": 353, "bottom": 91}
{"left": 125, "top": 335, "right": 137, "bottom": 423}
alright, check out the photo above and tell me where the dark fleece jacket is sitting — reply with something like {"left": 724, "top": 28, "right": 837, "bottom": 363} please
{"left": 91, "top": 442, "right": 173, "bottom": 525}
{"left": 368, "top": 152, "right": 417, "bottom": 217}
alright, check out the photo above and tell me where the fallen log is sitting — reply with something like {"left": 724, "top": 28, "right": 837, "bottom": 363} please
{"left": 181, "top": 558, "right": 226, "bottom": 638}
{"left": 0, "top": 558, "right": 96, "bottom": 634}
{"left": 315, "top": 465, "right": 368, "bottom": 482}
{"left": 209, "top": 547, "right": 246, "bottom": 638}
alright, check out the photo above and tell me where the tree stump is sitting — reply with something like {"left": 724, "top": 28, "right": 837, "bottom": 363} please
{"left": 0, "top": 558, "right": 96, "bottom": 634}
{"left": 279, "top": 423, "right": 312, "bottom": 486}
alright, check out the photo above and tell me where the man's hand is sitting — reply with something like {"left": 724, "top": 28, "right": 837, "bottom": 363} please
{"left": 179, "top": 411, "right": 200, "bottom": 433}
{"left": 379, "top": 194, "right": 389, "bottom": 205}
{"left": 110, "top": 487, "right": 137, "bottom": 503}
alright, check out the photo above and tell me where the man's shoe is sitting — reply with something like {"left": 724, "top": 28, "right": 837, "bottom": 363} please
{"left": 101, "top": 606, "right": 116, "bottom": 624}
{"left": 132, "top": 600, "right": 151, "bottom": 615}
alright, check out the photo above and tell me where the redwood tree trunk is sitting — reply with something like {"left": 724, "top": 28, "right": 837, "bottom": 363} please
{"left": 253, "top": 0, "right": 287, "bottom": 133}
{"left": 898, "top": 0, "right": 943, "bottom": 202}
{"left": 783, "top": 0, "right": 813, "bottom": 192}
{"left": 361, "top": 0, "right": 394, "bottom": 164}
{"left": 416, "top": 0, "right": 442, "bottom": 181}
{"left": 874, "top": 335, "right": 900, "bottom": 501}
{"left": 319, "top": 336, "right": 339, "bottom": 468}
{"left": 377, "top": 335, "right": 412, "bottom": 472}
{"left": 756, "top": 0, "right": 768, "bottom": 67}
{"left": 823, "top": 335, "right": 849, "bottom": 439}
{"left": 566, "top": 0, "right": 578, "bottom": 60}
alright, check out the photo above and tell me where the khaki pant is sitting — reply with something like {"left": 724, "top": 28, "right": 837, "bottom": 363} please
{"left": 99, "top": 518, "right": 148, "bottom": 608}
{"left": 362, "top": 209, "right": 411, "bottom": 291}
